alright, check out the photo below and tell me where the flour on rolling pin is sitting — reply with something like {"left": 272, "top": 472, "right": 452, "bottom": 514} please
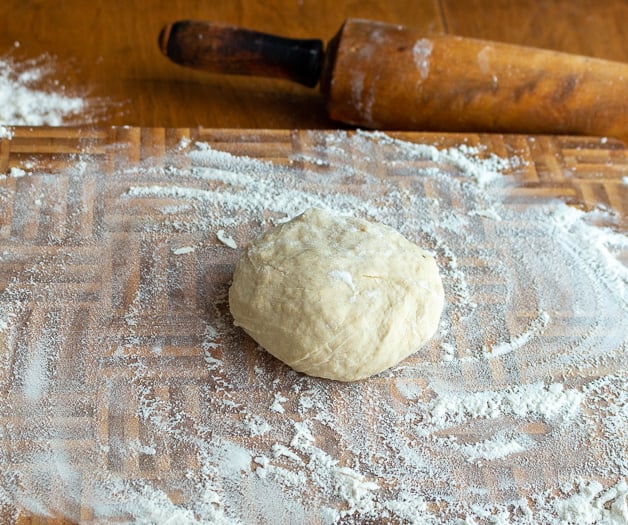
{"left": 412, "top": 38, "right": 433, "bottom": 80}
{"left": 0, "top": 131, "right": 626, "bottom": 524}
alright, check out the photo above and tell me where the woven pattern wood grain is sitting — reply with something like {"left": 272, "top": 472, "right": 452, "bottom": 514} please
{"left": 0, "top": 128, "right": 626, "bottom": 524}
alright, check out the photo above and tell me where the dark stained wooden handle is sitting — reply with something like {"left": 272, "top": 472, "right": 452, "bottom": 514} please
{"left": 159, "top": 20, "right": 324, "bottom": 88}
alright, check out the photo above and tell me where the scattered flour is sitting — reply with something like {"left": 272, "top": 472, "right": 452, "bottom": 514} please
{"left": 9, "top": 167, "right": 27, "bottom": 178}
{"left": 270, "top": 392, "right": 288, "bottom": 414}
{"left": 469, "top": 207, "right": 502, "bottom": 221}
{"left": 428, "top": 382, "right": 584, "bottom": 426}
{"left": 0, "top": 54, "right": 85, "bottom": 126}
{"left": 0, "top": 167, "right": 28, "bottom": 181}
{"left": 0, "top": 125, "right": 12, "bottom": 139}
{"left": 453, "top": 432, "right": 530, "bottom": 463}
{"left": 553, "top": 478, "right": 628, "bottom": 525}
{"left": 216, "top": 230, "right": 238, "bottom": 249}
{"left": 172, "top": 245, "right": 195, "bottom": 255}
{"left": 0, "top": 130, "right": 626, "bottom": 524}
{"left": 484, "top": 311, "right": 551, "bottom": 358}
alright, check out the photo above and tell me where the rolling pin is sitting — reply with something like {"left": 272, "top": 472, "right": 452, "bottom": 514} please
{"left": 159, "top": 19, "right": 628, "bottom": 139}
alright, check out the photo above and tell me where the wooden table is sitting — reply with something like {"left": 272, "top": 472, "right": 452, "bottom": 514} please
{"left": 1, "top": 0, "right": 627, "bottom": 130}
{"left": 1, "top": 2, "right": 627, "bottom": 524}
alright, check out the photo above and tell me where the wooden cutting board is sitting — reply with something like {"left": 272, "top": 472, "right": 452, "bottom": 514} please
{"left": 0, "top": 127, "right": 626, "bottom": 524}
{"left": 2, "top": 126, "right": 626, "bottom": 209}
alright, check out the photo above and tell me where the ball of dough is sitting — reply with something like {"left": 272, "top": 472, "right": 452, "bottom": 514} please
{"left": 228, "top": 208, "right": 444, "bottom": 381}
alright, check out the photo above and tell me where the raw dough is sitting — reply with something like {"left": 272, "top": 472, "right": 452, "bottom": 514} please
{"left": 228, "top": 208, "right": 444, "bottom": 381}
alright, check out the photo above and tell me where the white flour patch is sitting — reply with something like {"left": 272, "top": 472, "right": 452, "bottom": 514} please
{"left": 428, "top": 382, "right": 583, "bottom": 427}
{"left": 477, "top": 45, "right": 493, "bottom": 75}
{"left": 270, "top": 392, "right": 288, "bottom": 413}
{"left": 469, "top": 207, "right": 502, "bottom": 221}
{"left": 172, "top": 245, "right": 195, "bottom": 255}
{"left": 0, "top": 125, "right": 13, "bottom": 139}
{"left": 328, "top": 269, "right": 356, "bottom": 293}
{"left": 0, "top": 55, "right": 85, "bottom": 126}
{"left": 484, "top": 310, "right": 551, "bottom": 358}
{"left": 452, "top": 432, "right": 531, "bottom": 463}
{"left": 0, "top": 130, "right": 626, "bottom": 523}
{"left": 216, "top": 230, "right": 238, "bottom": 249}
{"left": 412, "top": 38, "right": 433, "bottom": 80}
{"left": 553, "top": 478, "right": 628, "bottom": 525}
{"left": 9, "top": 167, "right": 27, "bottom": 178}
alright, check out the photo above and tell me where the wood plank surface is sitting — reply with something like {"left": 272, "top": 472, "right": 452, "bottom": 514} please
{"left": 1, "top": 1, "right": 627, "bottom": 129}
{"left": 442, "top": 0, "right": 628, "bottom": 60}
{"left": 0, "top": 127, "right": 626, "bottom": 523}
{"left": 1, "top": 1, "right": 628, "bottom": 522}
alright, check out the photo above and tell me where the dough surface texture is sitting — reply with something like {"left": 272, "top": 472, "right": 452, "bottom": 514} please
{"left": 228, "top": 208, "right": 444, "bottom": 381}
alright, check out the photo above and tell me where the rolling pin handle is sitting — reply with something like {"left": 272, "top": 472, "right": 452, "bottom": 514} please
{"left": 159, "top": 20, "right": 324, "bottom": 88}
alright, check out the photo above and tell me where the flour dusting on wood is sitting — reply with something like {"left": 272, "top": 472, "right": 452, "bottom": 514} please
{"left": 412, "top": 39, "right": 433, "bottom": 80}
{"left": 0, "top": 53, "right": 83, "bottom": 126}
{"left": 0, "top": 130, "right": 626, "bottom": 524}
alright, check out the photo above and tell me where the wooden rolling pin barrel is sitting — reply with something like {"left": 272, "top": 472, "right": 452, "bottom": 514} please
{"left": 159, "top": 19, "right": 628, "bottom": 140}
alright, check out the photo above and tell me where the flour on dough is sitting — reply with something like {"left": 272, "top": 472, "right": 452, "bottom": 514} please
{"left": 228, "top": 208, "right": 444, "bottom": 381}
